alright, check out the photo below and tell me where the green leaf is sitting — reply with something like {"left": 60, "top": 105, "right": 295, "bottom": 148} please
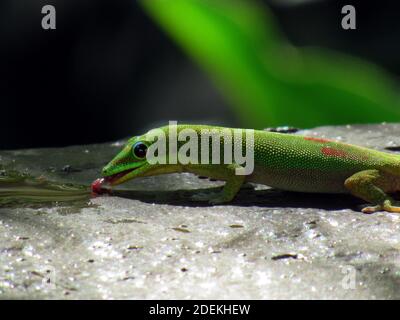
{"left": 140, "top": 0, "right": 400, "bottom": 128}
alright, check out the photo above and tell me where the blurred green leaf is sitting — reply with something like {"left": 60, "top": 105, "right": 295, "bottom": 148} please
{"left": 141, "top": 0, "right": 400, "bottom": 128}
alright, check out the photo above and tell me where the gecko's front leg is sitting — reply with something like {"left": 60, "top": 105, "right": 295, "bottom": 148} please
{"left": 189, "top": 164, "right": 245, "bottom": 204}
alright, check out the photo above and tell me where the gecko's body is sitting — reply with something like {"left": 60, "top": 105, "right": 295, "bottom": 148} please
{"left": 99, "top": 124, "right": 400, "bottom": 213}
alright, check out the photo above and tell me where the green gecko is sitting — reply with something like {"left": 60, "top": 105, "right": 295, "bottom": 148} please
{"left": 94, "top": 124, "right": 400, "bottom": 214}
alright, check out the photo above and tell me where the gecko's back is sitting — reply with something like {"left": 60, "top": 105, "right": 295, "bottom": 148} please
{"left": 249, "top": 130, "right": 399, "bottom": 193}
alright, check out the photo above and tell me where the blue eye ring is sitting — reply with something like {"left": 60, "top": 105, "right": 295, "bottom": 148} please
{"left": 132, "top": 142, "right": 148, "bottom": 159}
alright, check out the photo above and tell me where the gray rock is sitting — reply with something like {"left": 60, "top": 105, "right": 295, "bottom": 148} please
{"left": 1, "top": 123, "right": 400, "bottom": 299}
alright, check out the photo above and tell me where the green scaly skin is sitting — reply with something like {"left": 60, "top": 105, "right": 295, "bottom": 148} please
{"left": 102, "top": 124, "right": 400, "bottom": 213}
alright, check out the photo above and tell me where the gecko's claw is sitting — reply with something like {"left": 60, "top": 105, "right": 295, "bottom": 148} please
{"left": 362, "top": 200, "right": 400, "bottom": 214}
{"left": 208, "top": 196, "right": 230, "bottom": 205}
{"left": 361, "top": 205, "right": 382, "bottom": 214}
{"left": 190, "top": 192, "right": 212, "bottom": 202}
{"left": 190, "top": 192, "right": 231, "bottom": 205}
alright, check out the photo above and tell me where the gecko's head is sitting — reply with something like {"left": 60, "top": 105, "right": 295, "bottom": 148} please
{"left": 101, "top": 133, "right": 156, "bottom": 186}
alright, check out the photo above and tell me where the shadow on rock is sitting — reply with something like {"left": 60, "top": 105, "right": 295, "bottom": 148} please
{"left": 109, "top": 186, "right": 363, "bottom": 211}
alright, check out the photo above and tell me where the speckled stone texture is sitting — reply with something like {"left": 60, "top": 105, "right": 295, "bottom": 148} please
{"left": 1, "top": 124, "right": 400, "bottom": 299}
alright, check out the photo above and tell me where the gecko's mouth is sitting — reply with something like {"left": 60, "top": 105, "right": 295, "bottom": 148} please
{"left": 103, "top": 168, "right": 136, "bottom": 186}
{"left": 92, "top": 166, "right": 142, "bottom": 195}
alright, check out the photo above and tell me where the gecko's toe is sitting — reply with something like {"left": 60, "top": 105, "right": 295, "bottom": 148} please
{"left": 208, "top": 197, "right": 226, "bottom": 205}
{"left": 190, "top": 192, "right": 212, "bottom": 202}
{"left": 190, "top": 192, "right": 232, "bottom": 204}
{"left": 208, "top": 194, "right": 233, "bottom": 205}
{"left": 381, "top": 199, "right": 400, "bottom": 213}
{"left": 383, "top": 204, "right": 400, "bottom": 213}
{"left": 361, "top": 205, "right": 382, "bottom": 214}
{"left": 362, "top": 200, "right": 400, "bottom": 214}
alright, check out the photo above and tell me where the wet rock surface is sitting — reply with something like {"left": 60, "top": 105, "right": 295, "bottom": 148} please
{"left": 1, "top": 124, "right": 400, "bottom": 299}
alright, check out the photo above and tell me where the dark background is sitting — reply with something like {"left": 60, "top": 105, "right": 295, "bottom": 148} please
{"left": 1, "top": 0, "right": 399, "bottom": 149}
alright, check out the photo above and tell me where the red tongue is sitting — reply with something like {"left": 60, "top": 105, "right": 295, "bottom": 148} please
{"left": 91, "top": 178, "right": 111, "bottom": 195}
{"left": 91, "top": 171, "right": 128, "bottom": 195}
{"left": 91, "top": 169, "right": 134, "bottom": 195}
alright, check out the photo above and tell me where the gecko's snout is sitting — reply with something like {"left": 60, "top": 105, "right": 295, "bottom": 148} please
{"left": 101, "top": 166, "right": 110, "bottom": 176}
{"left": 102, "top": 159, "right": 115, "bottom": 176}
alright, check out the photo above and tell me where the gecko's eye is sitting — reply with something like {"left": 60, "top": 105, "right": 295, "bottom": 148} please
{"left": 132, "top": 142, "right": 148, "bottom": 159}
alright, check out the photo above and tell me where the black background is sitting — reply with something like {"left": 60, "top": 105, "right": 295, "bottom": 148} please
{"left": 1, "top": 0, "right": 400, "bottom": 149}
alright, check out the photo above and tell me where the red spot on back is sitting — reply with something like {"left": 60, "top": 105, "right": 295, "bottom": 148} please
{"left": 321, "top": 147, "right": 348, "bottom": 158}
{"left": 304, "top": 136, "right": 330, "bottom": 143}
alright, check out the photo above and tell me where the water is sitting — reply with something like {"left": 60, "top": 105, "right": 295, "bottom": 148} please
{"left": 0, "top": 169, "right": 90, "bottom": 206}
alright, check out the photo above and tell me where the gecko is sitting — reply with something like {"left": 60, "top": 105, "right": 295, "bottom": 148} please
{"left": 92, "top": 124, "right": 400, "bottom": 214}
